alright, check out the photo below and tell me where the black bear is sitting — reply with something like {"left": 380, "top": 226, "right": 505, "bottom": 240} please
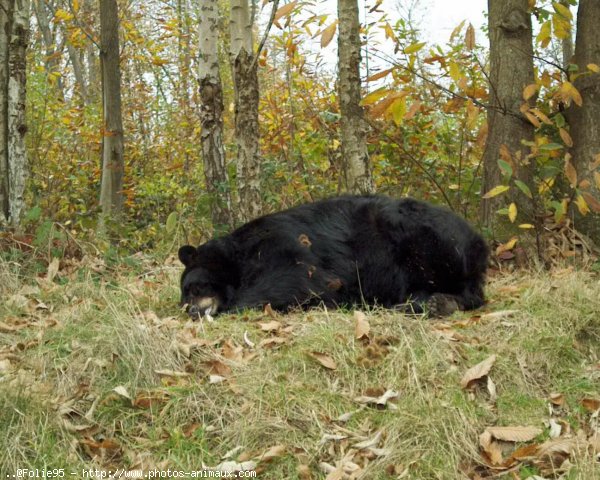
{"left": 178, "top": 195, "right": 488, "bottom": 318}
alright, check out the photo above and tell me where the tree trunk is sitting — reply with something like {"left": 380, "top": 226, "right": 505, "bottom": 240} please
{"left": 0, "top": 0, "right": 10, "bottom": 223}
{"left": 1, "top": 0, "right": 30, "bottom": 227}
{"left": 199, "top": 0, "right": 233, "bottom": 231}
{"left": 230, "top": 0, "right": 261, "bottom": 222}
{"left": 566, "top": 0, "right": 600, "bottom": 243}
{"left": 33, "top": 0, "right": 64, "bottom": 97}
{"left": 337, "top": 0, "right": 374, "bottom": 195}
{"left": 99, "top": 0, "right": 124, "bottom": 217}
{"left": 481, "top": 0, "right": 536, "bottom": 238}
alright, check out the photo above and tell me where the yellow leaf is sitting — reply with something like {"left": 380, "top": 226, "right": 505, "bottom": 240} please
{"left": 519, "top": 224, "right": 535, "bottom": 229}
{"left": 383, "top": 23, "right": 397, "bottom": 41}
{"left": 448, "top": 61, "right": 461, "bottom": 83}
{"left": 552, "top": 13, "right": 571, "bottom": 40}
{"left": 274, "top": 1, "right": 297, "bottom": 22}
{"left": 54, "top": 8, "right": 74, "bottom": 21}
{"left": 582, "top": 193, "right": 600, "bottom": 213}
{"left": 559, "top": 128, "right": 573, "bottom": 147}
{"left": 496, "top": 237, "right": 518, "bottom": 256}
{"left": 537, "top": 20, "right": 551, "bottom": 47}
{"left": 390, "top": 96, "right": 407, "bottom": 125}
{"left": 588, "top": 63, "right": 600, "bottom": 73}
{"left": 361, "top": 88, "right": 390, "bottom": 106}
{"left": 449, "top": 19, "right": 466, "bottom": 41}
{"left": 465, "top": 24, "right": 475, "bottom": 51}
{"left": 594, "top": 171, "right": 600, "bottom": 190}
{"left": 575, "top": 194, "right": 590, "bottom": 215}
{"left": 523, "top": 83, "right": 538, "bottom": 101}
{"left": 369, "top": 91, "right": 407, "bottom": 118}
{"left": 530, "top": 108, "right": 552, "bottom": 125}
{"left": 404, "top": 42, "right": 426, "bottom": 54}
{"left": 73, "top": 0, "right": 80, "bottom": 13}
{"left": 366, "top": 68, "right": 393, "bottom": 82}
{"left": 320, "top": 21, "right": 337, "bottom": 48}
{"left": 564, "top": 154, "right": 577, "bottom": 187}
{"left": 508, "top": 203, "right": 517, "bottom": 223}
{"left": 553, "top": 2, "right": 573, "bottom": 20}
{"left": 483, "top": 185, "right": 510, "bottom": 199}
{"left": 561, "top": 81, "right": 583, "bottom": 106}
{"left": 591, "top": 153, "right": 600, "bottom": 170}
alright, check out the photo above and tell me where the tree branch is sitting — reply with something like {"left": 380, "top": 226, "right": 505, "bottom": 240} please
{"left": 252, "top": 0, "right": 280, "bottom": 68}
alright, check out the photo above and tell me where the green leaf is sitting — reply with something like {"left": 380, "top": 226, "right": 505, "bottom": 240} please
{"left": 166, "top": 212, "right": 178, "bottom": 233}
{"left": 554, "top": 113, "right": 566, "bottom": 128}
{"left": 514, "top": 180, "right": 533, "bottom": 199}
{"left": 498, "top": 159, "right": 513, "bottom": 177}
{"left": 539, "top": 143, "right": 564, "bottom": 152}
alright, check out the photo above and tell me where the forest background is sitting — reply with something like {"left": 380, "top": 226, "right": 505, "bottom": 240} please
{"left": 1, "top": 0, "right": 599, "bottom": 262}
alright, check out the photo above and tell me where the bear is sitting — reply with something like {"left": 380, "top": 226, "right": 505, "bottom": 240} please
{"left": 178, "top": 195, "right": 488, "bottom": 318}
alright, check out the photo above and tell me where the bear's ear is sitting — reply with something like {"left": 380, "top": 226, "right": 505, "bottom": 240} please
{"left": 178, "top": 245, "right": 197, "bottom": 266}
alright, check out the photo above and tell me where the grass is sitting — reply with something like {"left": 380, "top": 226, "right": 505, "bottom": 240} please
{"left": 1, "top": 253, "right": 599, "bottom": 479}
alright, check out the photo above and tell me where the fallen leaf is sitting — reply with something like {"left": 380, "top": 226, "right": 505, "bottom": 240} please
{"left": 259, "top": 320, "right": 281, "bottom": 332}
{"left": 353, "top": 430, "right": 382, "bottom": 449}
{"left": 354, "top": 389, "right": 399, "bottom": 407}
{"left": 154, "top": 369, "right": 191, "bottom": 378}
{"left": 461, "top": 355, "right": 497, "bottom": 388}
{"left": 308, "top": 351, "right": 337, "bottom": 370}
{"left": 479, "top": 430, "right": 503, "bottom": 465}
{"left": 354, "top": 311, "right": 370, "bottom": 340}
{"left": 486, "top": 425, "right": 542, "bottom": 442}
{"left": 113, "top": 385, "right": 132, "bottom": 400}
{"left": 581, "top": 398, "right": 600, "bottom": 412}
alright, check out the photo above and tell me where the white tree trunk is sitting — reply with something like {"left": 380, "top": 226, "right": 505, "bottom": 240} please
{"left": 337, "top": 0, "right": 374, "bottom": 195}
{"left": 230, "top": 0, "right": 262, "bottom": 222}
{"left": 199, "top": 0, "right": 233, "bottom": 230}
{"left": 6, "top": 0, "right": 30, "bottom": 226}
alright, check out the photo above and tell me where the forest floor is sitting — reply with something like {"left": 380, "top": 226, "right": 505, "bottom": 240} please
{"left": 1, "top": 254, "right": 599, "bottom": 480}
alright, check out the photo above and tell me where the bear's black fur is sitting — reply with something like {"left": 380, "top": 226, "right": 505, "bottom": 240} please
{"left": 178, "top": 195, "right": 488, "bottom": 317}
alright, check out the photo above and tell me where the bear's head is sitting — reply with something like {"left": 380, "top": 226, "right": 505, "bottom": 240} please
{"left": 178, "top": 240, "right": 238, "bottom": 318}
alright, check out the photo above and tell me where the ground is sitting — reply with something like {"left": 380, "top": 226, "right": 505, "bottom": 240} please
{"left": 0, "top": 254, "right": 599, "bottom": 479}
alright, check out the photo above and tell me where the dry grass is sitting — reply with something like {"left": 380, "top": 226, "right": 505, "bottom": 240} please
{"left": 0, "top": 254, "right": 599, "bottom": 479}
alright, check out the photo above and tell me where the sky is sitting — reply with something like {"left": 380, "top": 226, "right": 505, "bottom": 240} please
{"left": 419, "top": 0, "right": 487, "bottom": 45}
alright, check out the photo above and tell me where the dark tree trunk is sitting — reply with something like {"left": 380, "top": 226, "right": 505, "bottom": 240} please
{"left": 566, "top": 0, "right": 600, "bottom": 243}
{"left": 99, "top": 0, "right": 125, "bottom": 217}
{"left": 481, "top": 0, "right": 536, "bottom": 239}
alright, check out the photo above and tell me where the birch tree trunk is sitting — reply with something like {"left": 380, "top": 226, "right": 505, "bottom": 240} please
{"left": 337, "top": 0, "right": 374, "bottom": 195}
{"left": 99, "top": 0, "right": 125, "bottom": 217}
{"left": 230, "top": 0, "right": 261, "bottom": 222}
{"left": 1, "top": 0, "right": 30, "bottom": 227}
{"left": 199, "top": 0, "right": 233, "bottom": 231}
{"left": 566, "top": 0, "right": 600, "bottom": 243}
{"left": 481, "top": 0, "right": 536, "bottom": 238}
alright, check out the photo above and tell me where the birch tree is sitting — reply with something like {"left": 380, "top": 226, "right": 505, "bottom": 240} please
{"left": 230, "top": 0, "right": 261, "bottom": 221}
{"left": 199, "top": 0, "right": 233, "bottom": 230}
{"left": 481, "top": 0, "right": 536, "bottom": 238}
{"left": 99, "top": 0, "right": 125, "bottom": 217}
{"left": 0, "top": 0, "right": 30, "bottom": 226}
{"left": 337, "top": 0, "right": 374, "bottom": 194}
